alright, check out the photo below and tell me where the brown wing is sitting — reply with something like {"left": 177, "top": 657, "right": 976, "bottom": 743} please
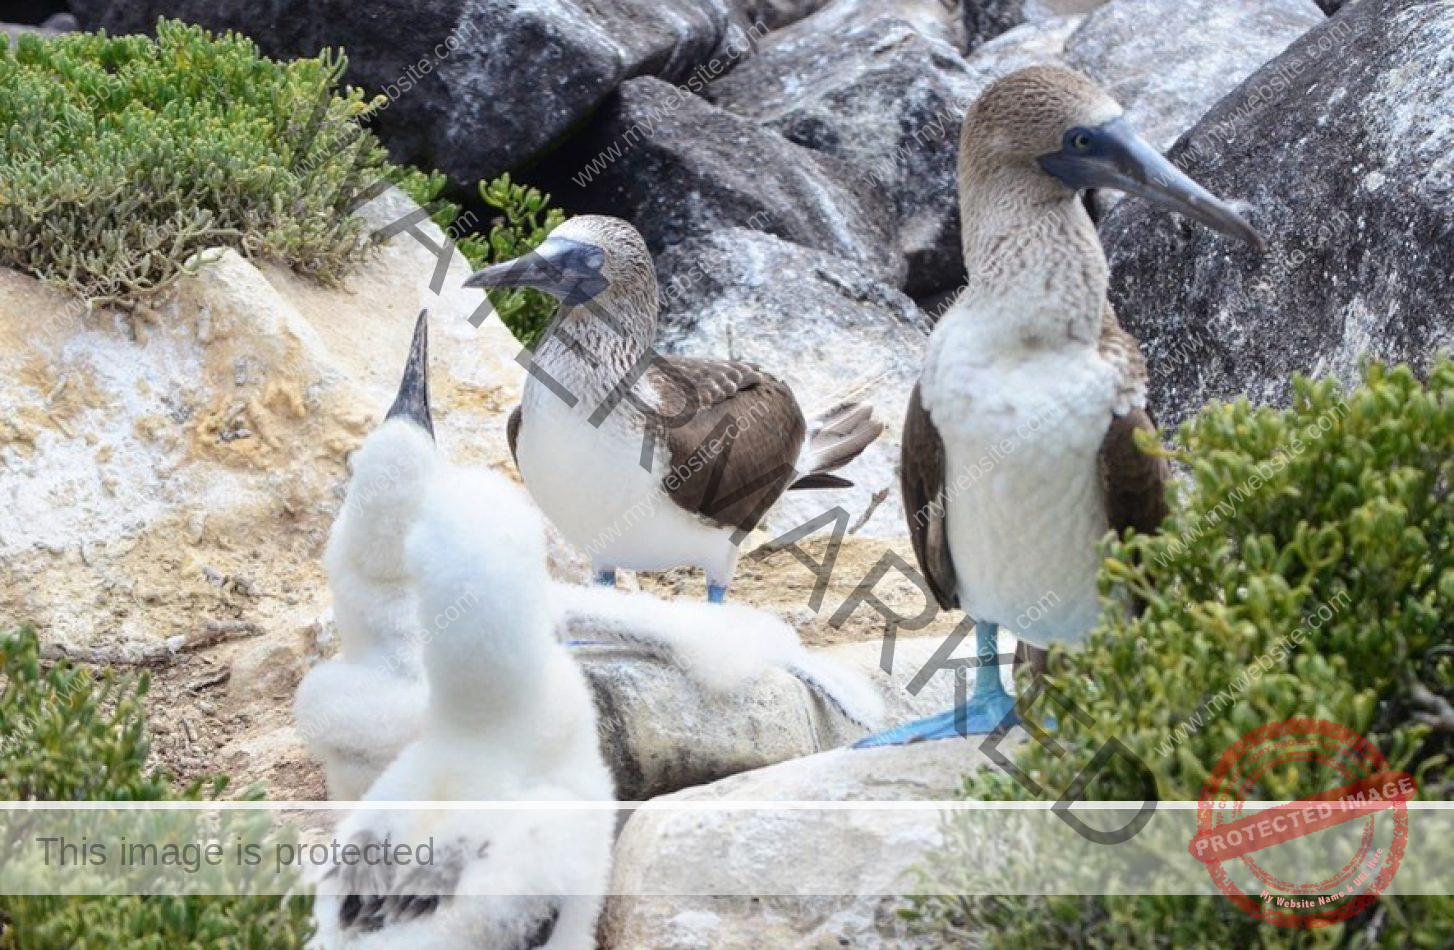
{"left": 1097, "top": 303, "right": 1168, "bottom": 536}
{"left": 902, "top": 383, "right": 958, "bottom": 611}
{"left": 506, "top": 404, "right": 522, "bottom": 470}
{"left": 650, "top": 355, "right": 807, "bottom": 534}
{"left": 1099, "top": 408, "right": 1169, "bottom": 538}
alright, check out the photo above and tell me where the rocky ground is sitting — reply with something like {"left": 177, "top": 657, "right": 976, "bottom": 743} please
{"left": 137, "top": 532, "right": 967, "bottom": 806}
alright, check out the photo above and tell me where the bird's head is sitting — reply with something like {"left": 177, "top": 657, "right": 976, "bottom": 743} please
{"left": 384, "top": 308, "right": 434, "bottom": 439}
{"left": 328, "top": 309, "right": 438, "bottom": 584}
{"left": 960, "top": 65, "right": 1265, "bottom": 251}
{"left": 463, "top": 214, "right": 654, "bottom": 309}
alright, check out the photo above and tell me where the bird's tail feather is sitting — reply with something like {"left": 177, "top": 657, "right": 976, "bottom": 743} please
{"left": 786, "top": 655, "right": 885, "bottom": 731}
{"left": 551, "top": 584, "right": 801, "bottom": 692}
{"left": 552, "top": 583, "right": 884, "bottom": 730}
{"left": 791, "top": 402, "right": 883, "bottom": 491}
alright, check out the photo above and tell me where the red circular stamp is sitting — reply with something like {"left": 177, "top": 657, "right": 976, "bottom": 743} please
{"left": 1188, "top": 718, "right": 1414, "bottom": 929}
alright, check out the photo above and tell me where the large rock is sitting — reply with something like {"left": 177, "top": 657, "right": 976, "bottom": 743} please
{"left": 964, "top": 12, "right": 1085, "bottom": 75}
{"left": 708, "top": 12, "right": 1076, "bottom": 296}
{"left": 602, "top": 730, "right": 1027, "bottom": 949}
{"left": 654, "top": 228, "right": 929, "bottom": 538}
{"left": 0, "top": 186, "right": 522, "bottom": 655}
{"left": 1065, "top": 0, "right": 1325, "bottom": 153}
{"left": 782, "top": 0, "right": 965, "bottom": 49}
{"left": 1101, "top": 0, "right": 1454, "bottom": 426}
{"left": 576, "top": 635, "right": 984, "bottom": 800}
{"left": 3, "top": 11, "right": 75, "bottom": 39}
{"left": 562, "top": 76, "right": 903, "bottom": 287}
{"left": 960, "top": 0, "right": 1105, "bottom": 50}
{"left": 735, "top": 0, "right": 832, "bottom": 32}
{"left": 69, "top": 0, "right": 759, "bottom": 186}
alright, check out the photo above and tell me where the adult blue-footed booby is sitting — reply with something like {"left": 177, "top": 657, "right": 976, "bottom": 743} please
{"left": 311, "top": 465, "right": 615, "bottom": 949}
{"left": 293, "top": 309, "right": 437, "bottom": 800}
{"left": 463, "top": 215, "right": 883, "bottom": 603}
{"left": 857, "top": 66, "right": 1264, "bottom": 746}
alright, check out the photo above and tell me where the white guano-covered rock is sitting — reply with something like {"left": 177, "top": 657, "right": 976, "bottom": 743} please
{"left": 602, "top": 729, "right": 1027, "bottom": 949}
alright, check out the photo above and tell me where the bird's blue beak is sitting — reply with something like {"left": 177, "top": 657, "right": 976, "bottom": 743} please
{"left": 463, "top": 236, "right": 609, "bottom": 305}
{"left": 385, "top": 308, "right": 434, "bottom": 440}
{"left": 1039, "top": 116, "right": 1266, "bottom": 251}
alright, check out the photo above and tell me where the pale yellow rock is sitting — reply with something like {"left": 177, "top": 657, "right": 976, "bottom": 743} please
{"left": 0, "top": 187, "right": 523, "bottom": 661}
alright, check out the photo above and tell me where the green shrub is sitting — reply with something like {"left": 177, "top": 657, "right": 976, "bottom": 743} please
{"left": 0, "top": 19, "right": 393, "bottom": 302}
{"left": 399, "top": 170, "right": 565, "bottom": 350}
{"left": 0, "top": 629, "right": 313, "bottom": 948}
{"left": 0, "top": 17, "right": 570, "bottom": 341}
{"left": 905, "top": 361, "right": 1454, "bottom": 947}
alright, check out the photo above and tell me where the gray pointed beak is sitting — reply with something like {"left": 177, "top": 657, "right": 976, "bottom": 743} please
{"left": 462, "top": 236, "right": 609, "bottom": 305}
{"left": 1039, "top": 116, "right": 1266, "bottom": 252}
{"left": 385, "top": 309, "right": 434, "bottom": 440}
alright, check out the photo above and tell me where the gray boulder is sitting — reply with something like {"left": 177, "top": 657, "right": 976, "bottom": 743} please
{"left": 788, "top": 0, "right": 965, "bottom": 49}
{"left": 576, "top": 636, "right": 964, "bottom": 800}
{"left": 602, "top": 730, "right": 1027, "bottom": 949}
{"left": 69, "top": 0, "right": 758, "bottom": 185}
{"left": 1102, "top": 0, "right": 1454, "bottom": 426}
{"left": 708, "top": 13, "right": 1077, "bottom": 296}
{"left": 2, "top": 12, "right": 75, "bottom": 39}
{"left": 707, "top": 17, "right": 976, "bottom": 295}
{"left": 1065, "top": 0, "right": 1325, "bottom": 153}
{"left": 961, "top": 0, "right": 1105, "bottom": 50}
{"left": 735, "top": 0, "right": 833, "bottom": 32}
{"left": 568, "top": 77, "right": 903, "bottom": 286}
{"left": 654, "top": 229, "right": 929, "bottom": 538}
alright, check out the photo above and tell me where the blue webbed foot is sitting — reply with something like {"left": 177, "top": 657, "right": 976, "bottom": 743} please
{"left": 853, "top": 619, "right": 1018, "bottom": 747}
{"left": 707, "top": 583, "right": 729, "bottom": 604}
{"left": 853, "top": 684, "right": 1018, "bottom": 747}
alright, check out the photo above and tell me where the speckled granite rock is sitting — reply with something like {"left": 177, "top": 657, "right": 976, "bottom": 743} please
{"left": 1101, "top": 0, "right": 1454, "bottom": 426}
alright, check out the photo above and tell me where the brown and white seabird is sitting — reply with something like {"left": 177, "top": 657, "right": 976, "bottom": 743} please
{"left": 858, "top": 65, "right": 1264, "bottom": 745}
{"left": 463, "top": 215, "right": 883, "bottom": 602}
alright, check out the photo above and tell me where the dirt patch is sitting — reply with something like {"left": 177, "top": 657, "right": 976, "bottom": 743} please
{"left": 637, "top": 534, "right": 962, "bottom": 647}
{"left": 141, "top": 645, "right": 325, "bottom": 804}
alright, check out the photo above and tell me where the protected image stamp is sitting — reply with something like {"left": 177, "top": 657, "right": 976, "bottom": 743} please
{"left": 1188, "top": 718, "right": 1414, "bottom": 929}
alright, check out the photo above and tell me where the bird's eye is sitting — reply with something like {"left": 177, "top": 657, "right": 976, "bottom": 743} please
{"left": 1067, "top": 130, "right": 1093, "bottom": 152}
{"left": 585, "top": 248, "right": 605, "bottom": 269}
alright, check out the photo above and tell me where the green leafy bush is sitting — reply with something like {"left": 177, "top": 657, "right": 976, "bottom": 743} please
{"left": 0, "top": 19, "right": 393, "bottom": 302}
{"left": 0, "top": 629, "right": 313, "bottom": 948}
{"left": 905, "top": 361, "right": 1454, "bottom": 947}
{"left": 399, "top": 171, "right": 565, "bottom": 350}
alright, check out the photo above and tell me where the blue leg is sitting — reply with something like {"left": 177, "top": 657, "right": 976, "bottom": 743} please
{"left": 853, "top": 621, "right": 1018, "bottom": 747}
{"left": 707, "top": 583, "right": 728, "bottom": 604}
